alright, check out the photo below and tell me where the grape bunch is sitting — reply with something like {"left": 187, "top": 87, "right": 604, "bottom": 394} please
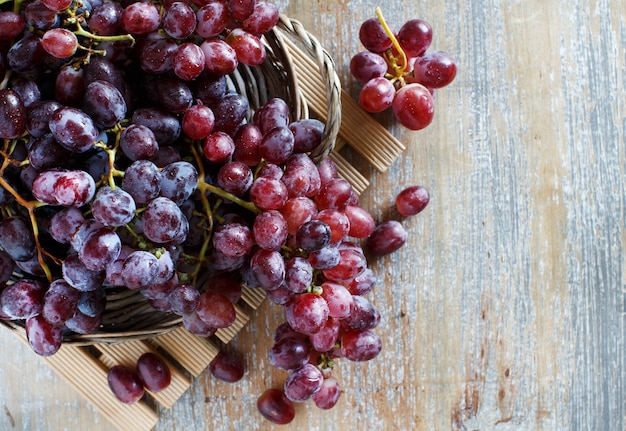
{"left": 0, "top": 0, "right": 284, "bottom": 357}
{"left": 0, "top": 0, "right": 432, "bottom": 422}
{"left": 350, "top": 8, "right": 457, "bottom": 130}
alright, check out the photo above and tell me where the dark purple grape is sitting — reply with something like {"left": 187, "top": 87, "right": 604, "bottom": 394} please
{"left": 92, "top": 186, "right": 136, "bottom": 227}
{"left": 27, "top": 134, "right": 70, "bottom": 170}
{"left": 120, "top": 124, "right": 159, "bottom": 161}
{"left": 107, "top": 365, "right": 145, "bottom": 404}
{"left": 0, "top": 278, "right": 45, "bottom": 319}
{"left": 136, "top": 352, "right": 171, "bottom": 392}
{"left": 26, "top": 314, "right": 63, "bottom": 356}
{"left": 62, "top": 252, "right": 105, "bottom": 292}
{"left": 209, "top": 351, "right": 245, "bottom": 383}
{"left": 83, "top": 80, "right": 127, "bottom": 128}
{"left": 141, "top": 197, "right": 189, "bottom": 245}
{"left": 159, "top": 161, "right": 198, "bottom": 205}
{"left": 49, "top": 107, "right": 99, "bottom": 153}
{"left": 26, "top": 100, "right": 62, "bottom": 137}
{"left": 257, "top": 389, "right": 295, "bottom": 425}
{"left": 365, "top": 220, "right": 408, "bottom": 256}
{"left": 0, "top": 89, "right": 26, "bottom": 139}
{"left": 0, "top": 216, "right": 36, "bottom": 262}
{"left": 42, "top": 279, "right": 80, "bottom": 325}
{"left": 212, "top": 92, "right": 249, "bottom": 134}
{"left": 269, "top": 336, "right": 311, "bottom": 371}
{"left": 122, "top": 160, "right": 161, "bottom": 204}
{"left": 163, "top": 2, "right": 196, "bottom": 39}
{"left": 283, "top": 363, "right": 323, "bottom": 402}
{"left": 296, "top": 220, "right": 331, "bottom": 252}
{"left": 131, "top": 108, "right": 181, "bottom": 146}
{"left": 88, "top": 1, "right": 123, "bottom": 35}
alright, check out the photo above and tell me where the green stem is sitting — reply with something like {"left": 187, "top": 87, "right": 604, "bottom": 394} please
{"left": 74, "top": 21, "right": 135, "bottom": 46}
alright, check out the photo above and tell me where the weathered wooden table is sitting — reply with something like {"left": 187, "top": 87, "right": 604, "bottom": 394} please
{"left": 1, "top": 0, "right": 624, "bottom": 430}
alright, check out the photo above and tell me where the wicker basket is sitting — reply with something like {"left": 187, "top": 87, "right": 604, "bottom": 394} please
{"left": 0, "top": 15, "right": 342, "bottom": 346}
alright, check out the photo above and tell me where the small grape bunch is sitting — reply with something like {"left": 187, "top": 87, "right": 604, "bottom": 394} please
{"left": 350, "top": 8, "right": 457, "bottom": 130}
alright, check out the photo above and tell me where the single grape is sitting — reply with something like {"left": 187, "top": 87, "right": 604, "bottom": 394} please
{"left": 122, "top": 160, "right": 162, "bottom": 204}
{"left": 121, "top": 2, "right": 161, "bottom": 34}
{"left": 285, "top": 256, "right": 313, "bottom": 293}
{"left": 203, "top": 131, "right": 235, "bottom": 163}
{"left": 107, "top": 365, "right": 145, "bottom": 404}
{"left": 49, "top": 107, "right": 99, "bottom": 153}
{"left": 42, "top": 279, "right": 80, "bottom": 325}
{"left": 195, "top": 291, "right": 236, "bottom": 328}
{"left": 142, "top": 197, "right": 189, "bottom": 245}
{"left": 88, "top": 2, "right": 123, "bottom": 36}
{"left": 340, "top": 329, "right": 382, "bottom": 362}
{"left": 242, "top": 1, "right": 279, "bottom": 35}
{"left": 62, "top": 252, "right": 105, "bottom": 292}
{"left": 0, "top": 279, "right": 45, "bottom": 319}
{"left": 91, "top": 186, "right": 136, "bottom": 227}
{"left": 312, "top": 376, "right": 341, "bottom": 409}
{"left": 350, "top": 51, "right": 388, "bottom": 83}
{"left": 365, "top": 220, "right": 408, "bottom": 256}
{"left": 121, "top": 251, "right": 159, "bottom": 289}
{"left": 0, "top": 11, "right": 25, "bottom": 40}
{"left": 26, "top": 314, "right": 63, "bottom": 356}
{"left": 359, "top": 77, "right": 396, "bottom": 113}
{"left": 209, "top": 351, "right": 245, "bottom": 383}
{"left": 411, "top": 50, "right": 457, "bottom": 89}
{"left": 253, "top": 210, "right": 288, "bottom": 251}
{"left": 173, "top": 43, "right": 206, "bottom": 81}
{"left": 320, "top": 281, "right": 353, "bottom": 319}
{"left": 269, "top": 335, "right": 311, "bottom": 371}
{"left": 342, "top": 295, "right": 381, "bottom": 331}
{"left": 136, "top": 352, "right": 172, "bottom": 393}
{"left": 212, "top": 222, "right": 254, "bottom": 258}
{"left": 183, "top": 104, "right": 215, "bottom": 140}
{"left": 196, "top": 1, "right": 228, "bottom": 38}
{"left": 83, "top": 80, "right": 127, "bottom": 128}
{"left": 226, "top": 29, "right": 266, "bottom": 66}
{"left": 200, "top": 39, "right": 238, "bottom": 76}
{"left": 391, "top": 83, "right": 435, "bottom": 130}
{"left": 257, "top": 388, "right": 295, "bottom": 425}
{"left": 0, "top": 89, "right": 26, "bottom": 139}
{"left": 397, "top": 19, "right": 432, "bottom": 58}
{"left": 395, "top": 185, "right": 430, "bottom": 216}
{"left": 283, "top": 363, "right": 323, "bottom": 402}
{"left": 41, "top": 28, "right": 78, "bottom": 59}
{"left": 285, "top": 292, "right": 329, "bottom": 336}
{"left": 359, "top": 18, "right": 393, "bottom": 52}
{"left": 163, "top": 2, "right": 196, "bottom": 39}
{"left": 309, "top": 317, "right": 340, "bottom": 352}
{"left": 159, "top": 161, "right": 198, "bottom": 205}
{"left": 0, "top": 216, "right": 36, "bottom": 262}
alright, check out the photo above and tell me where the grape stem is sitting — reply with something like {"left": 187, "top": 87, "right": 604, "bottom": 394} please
{"left": 375, "top": 7, "right": 409, "bottom": 82}
{"left": 0, "top": 144, "right": 58, "bottom": 281}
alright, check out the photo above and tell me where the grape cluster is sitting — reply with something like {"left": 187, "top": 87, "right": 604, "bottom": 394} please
{"left": 0, "top": 0, "right": 433, "bottom": 422}
{"left": 350, "top": 8, "right": 457, "bottom": 130}
{"left": 0, "top": 0, "right": 283, "bottom": 358}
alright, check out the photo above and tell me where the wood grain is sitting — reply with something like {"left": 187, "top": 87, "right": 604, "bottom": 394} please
{"left": 1, "top": 0, "right": 624, "bottom": 430}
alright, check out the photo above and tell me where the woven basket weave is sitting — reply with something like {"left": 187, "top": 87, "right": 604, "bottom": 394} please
{"left": 0, "top": 15, "right": 342, "bottom": 346}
